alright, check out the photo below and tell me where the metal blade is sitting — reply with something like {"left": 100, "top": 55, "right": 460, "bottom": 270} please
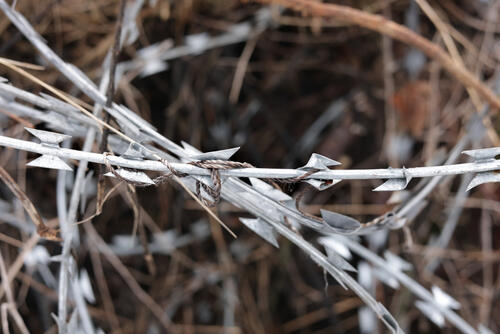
{"left": 27, "top": 155, "right": 72, "bottom": 171}
{"left": 373, "top": 267, "right": 399, "bottom": 289}
{"left": 373, "top": 177, "right": 411, "bottom": 191}
{"left": 462, "top": 147, "right": 500, "bottom": 161}
{"left": 305, "top": 178, "right": 341, "bottom": 191}
{"left": 320, "top": 209, "right": 361, "bottom": 233}
{"left": 466, "top": 172, "right": 500, "bottom": 191}
{"left": 374, "top": 167, "right": 411, "bottom": 191}
{"left": 188, "top": 147, "right": 240, "bottom": 161}
{"left": 383, "top": 251, "right": 412, "bottom": 272}
{"left": 317, "top": 236, "right": 352, "bottom": 260}
{"left": 25, "top": 127, "right": 71, "bottom": 147}
{"left": 415, "top": 301, "right": 444, "bottom": 328}
{"left": 324, "top": 247, "right": 356, "bottom": 272}
{"left": 239, "top": 217, "right": 279, "bottom": 248}
{"left": 180, "top": 141, "right": 201, "bottom": 155}
{"left": 105, "top": 169, "right": 155, "bottom": 185}
{"left": 431, "top": 286, "right": 460, "bottom": 310}
{"left": 300, "top": 153, "right": 341, "bottom": 170}
{"left": 121, "top": 143, "right": 145, "bottom": 160}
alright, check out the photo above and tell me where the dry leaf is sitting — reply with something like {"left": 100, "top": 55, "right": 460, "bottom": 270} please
{"left": 393, "top": 80, "right": 431, "bottom": 137}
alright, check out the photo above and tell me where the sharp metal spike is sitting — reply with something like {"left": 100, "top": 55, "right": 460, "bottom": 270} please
{"left": 188, "top": 147, "right": 240, "bottom": 161}
{"left": 27, "top": 155, "right": 73, "bottom": 171}
{"left": 415, "top": 301, "right": 444, "bottom": 328}
{"left": 431, "top": 286, "right": 460, "bottom": 310}
{"left": 383, "top": 251, "right": 412, "bottom": 271}
{"left": 462, "top": 147, "right": 500, "bottom": 161}
{"left": 324, "top": 247, "right": 356, "bottom": 272}
{"left": 466, "top": 172, "right": 500, "bottom": 191}
{"left": 105, "top": 169, "right": 155, "bottom": 185}
{"left": 373, "top": 167, "right": 411, "bottom": 191}
{"left": 318, "top": 236, "right": 352, "bottom": 260}
{"left": 300, "top": 153, "right": 341, "bottom": 170}
{"left": 108, "top": 136, "right": 130, "bottom": 155}
{"left": 239, "top": 217, "right": 279, "bottom": 248}
{"left": 320, "top": 209, "right": 361, "bottom": 233}
{"left": 121, "top": 143, "right": 145, "bottom": 160}
{"left": 357, "top": 262, "right": 373, "bottom": 292}
{"left": 25, "top": 127, "right": 71, "bottom": 147}
{"left": 181, "top": 141, "right": 201, "bottom": 155}
{"left": 373, "top": 267, "right": 400, "bottom": 289}
{"left": 305, "top": 178, "right": 341, "bottom": 191}
{"left": 373, "top": 178, "right": 409, "bottom": 191}
{"left": 249, "top": 177, "right": 292, "bottom": 201}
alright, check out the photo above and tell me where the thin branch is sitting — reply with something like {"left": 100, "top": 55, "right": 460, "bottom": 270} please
{"left": 255, "top": 0, "right": 500, "bottom": 110}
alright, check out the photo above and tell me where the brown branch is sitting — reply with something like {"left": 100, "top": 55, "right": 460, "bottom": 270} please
{"left": 0, "top": 167, "right": 59, "bottom": 241}
{"left": 255, "top": 0, "right": 500, "bottom": 110}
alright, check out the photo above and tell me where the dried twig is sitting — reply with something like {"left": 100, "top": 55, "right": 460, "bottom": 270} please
{"left": 0, "top": 166, "right": 59, "bottom": 240}
{"left": 255, "top": 0, "right": 500, "bottom": 111}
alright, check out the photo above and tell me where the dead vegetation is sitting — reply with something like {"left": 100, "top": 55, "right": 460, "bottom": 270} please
{"left": 0, "top": 0, "right": 499, "bottom": 333}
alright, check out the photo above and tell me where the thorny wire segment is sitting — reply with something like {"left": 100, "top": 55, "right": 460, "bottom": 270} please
{"left": 103, "top": 154, "right": 324, "bottom": 207}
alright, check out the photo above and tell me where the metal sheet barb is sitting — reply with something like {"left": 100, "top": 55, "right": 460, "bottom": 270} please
{"left": 239, "top": 217, "right": 279, "bottom": 248}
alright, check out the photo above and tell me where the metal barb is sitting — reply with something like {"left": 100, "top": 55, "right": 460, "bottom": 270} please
{"left": 25, "top": 127, "right": 71, "bottom": 147}
{"left": 239, "top": 217, "right": 279, "bottom": 248}
{"left": 462, "top": 147, "right": 500, "bottom": 161}
{"left": 104, "top": 169, "right": 155, "bottom": 185}
{"left": 25, "top": 127, "right": 73, "bottom": 170}
{"left": 415, "top": 301, "right": 445, "bottom": 328}
{"left": 188, "top": 147, "right": 240, "bottom": 161}
{"left": 305, "top": 178, "right": 342, "bottom": 191}
{"left": 324, "top": 246, "right": 357, "bottom": 272}
{"left": 373, "top": 167, "right": 412, "bottom": 191}
{"left": 320, "top": 209, "right": 361, "bottom": 233}
{"left": 121, "top": 142, "right": 146, "bottom": 160}
{"left": 300, "top": 153, "right": 341, "bottom": 170}
{"left": 431, "top": 286, "right": 461, "bottom": 310}
{"left": 383, "top": 251, "right": 412, "bottom": 272}
{"left": 466, "top": 171, "right": 500, "bottom": 191}
{"left": 300, "top": 153, "right": 342, "bottom": 190}
{"left": 27, "top": 154, "right": 73, "bottom": 171}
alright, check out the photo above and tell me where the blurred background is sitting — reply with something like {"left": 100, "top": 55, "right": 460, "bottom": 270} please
{"left": 0, "top": 0, "right": 499, "bottom": 333}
